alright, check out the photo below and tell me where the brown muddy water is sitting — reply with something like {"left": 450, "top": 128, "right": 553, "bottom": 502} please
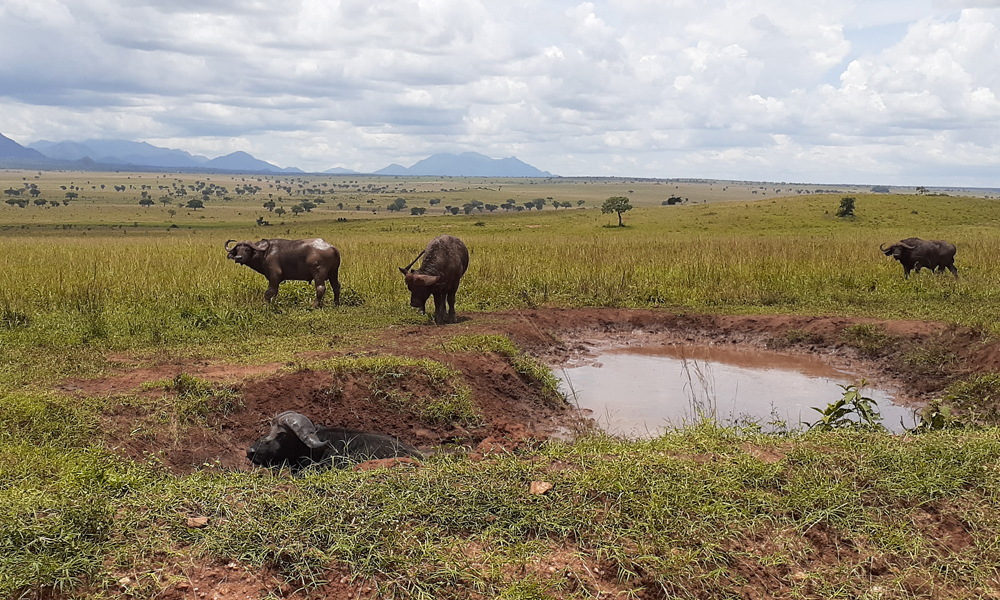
{"left": 554, "top": 344, "right": 914, "bottom": 435}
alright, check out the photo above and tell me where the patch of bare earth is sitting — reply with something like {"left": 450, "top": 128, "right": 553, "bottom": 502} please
{"left": 116, "top": 559, "right": 375, "bottom": 600}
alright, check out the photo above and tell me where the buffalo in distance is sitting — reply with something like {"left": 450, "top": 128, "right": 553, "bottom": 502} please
{"left": 880, "top": 238, "right": 958, "bottom": 280}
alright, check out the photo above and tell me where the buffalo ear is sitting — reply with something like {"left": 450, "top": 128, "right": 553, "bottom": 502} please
{"left": 399, "top": 267, "right": 409, "bottom": 275}
{"left": 413, "top": 274, "right": 440, "bottom": 287}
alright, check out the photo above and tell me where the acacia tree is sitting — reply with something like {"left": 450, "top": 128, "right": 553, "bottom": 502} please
{"left": 601, "top": 196, "right": 633, "bottom": 227}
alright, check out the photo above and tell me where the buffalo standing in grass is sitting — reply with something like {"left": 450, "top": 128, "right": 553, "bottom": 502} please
{"left": 880, "top": 238, "right": 958, "bottom": 279}
{"left": 399, "top": 235, "right": 469, "bottom": 325}
{"left": 226, "top": 238, "right": 341, "bottom": 308}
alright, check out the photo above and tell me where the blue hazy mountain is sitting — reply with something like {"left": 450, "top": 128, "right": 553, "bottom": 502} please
{"left": 29, "top": 139, "right": 301, "bottom": 172}
{"left": 373, "top": 163, "right": 410, "bottom": 175}
{"left": 1, "top": 132, "right": 50, "bottom": 161}
{"left": 323, "top": 166, "right": 359, "bottom": 174}
{"left": 29, "top": 139, "right": 211, "bottom": 168}
{"left": 373, "top": 152, "right": 552, "bottom": 177}
{"left": 205, "top": 151, "right": 301, "bottom": 173}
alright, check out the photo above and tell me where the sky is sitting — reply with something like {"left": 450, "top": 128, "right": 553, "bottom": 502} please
{"left": 1, "top": 0, "right": 999, "bottom": 185}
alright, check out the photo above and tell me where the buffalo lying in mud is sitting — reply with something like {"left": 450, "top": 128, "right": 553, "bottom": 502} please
{"left": 226, "top": 238, "right": 341, "bottom": 308}
{"left": 880, "top": 238, "right": 958, "bottom": 279}
{"left": 399, "top": 235, "right": 469, "bottom": 325}
{"left": 247, "top": 411, "right": 422, "bottom": 470}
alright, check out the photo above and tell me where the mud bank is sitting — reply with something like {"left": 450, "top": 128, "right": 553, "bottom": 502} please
{"left": 65, "top": 308, "right": 999, "bottom": 473}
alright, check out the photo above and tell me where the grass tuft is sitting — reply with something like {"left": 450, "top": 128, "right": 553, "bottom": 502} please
{"left": 840, "top": 323, "right": 895, "bottom": 357}
{"left": 167, "top": 373, "right": 242, "bottom": 423}
{"left": 445, "top": 335, "right": 564, "bottom": 405}
{"left": 317, "top": 355, "right": 481, "bottom": 424}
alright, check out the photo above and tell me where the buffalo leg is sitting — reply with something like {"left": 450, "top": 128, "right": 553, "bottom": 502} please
{"left": 948, "top": 264, "right": 958, "bottom": 279}
{"left": 447, "top": 289, "right": 457, "bottom": 323}
{"left": 331, "top": 277, "right": 341, "bottom": 306}
{"left": 264, "top": 280, "right": 281, "bottom": 303}
{"left": 313, "top": 281, "right": 325, "bottom": 309}
{"left": 433, "top": 292, "right": 446, "bottom": 325}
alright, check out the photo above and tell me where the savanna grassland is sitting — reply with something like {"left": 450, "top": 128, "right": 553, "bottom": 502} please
{"left": 3, "top": 170, "right": 1000, "bottom": 599}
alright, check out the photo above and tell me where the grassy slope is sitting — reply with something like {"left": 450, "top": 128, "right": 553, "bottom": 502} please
{"left": 3, "top": 177, "right": 1000, "bottom": 598}
{"left": 4, "top": 405, "right": 1000, "bottom": 598}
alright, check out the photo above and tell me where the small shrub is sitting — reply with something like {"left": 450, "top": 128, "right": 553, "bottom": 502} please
{"left": 940, "top": 373, "right": 1000, "bottom": 424}
{"left": 909, "top": 399, "right": 964, "bottom": 432}
{"left": 808, "top": 380, "right": 884, "bottom": 432}
{"left": 902, "top": 343, "right": 957, "bottom": 375}
{"left": 318, "top": 356, "right": 480, "bottom": 424}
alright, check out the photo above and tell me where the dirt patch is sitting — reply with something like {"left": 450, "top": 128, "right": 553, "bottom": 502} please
{"left": 67, "top": 308, "right": 1000, "bottom": 473}
{"left": 128, "top": 559, "right": 375, "bottom": 600}
{"left": 96, "top": 349, "right": 569, "bottom": 474}
{"left": 60, "top": 361, "right": 284, "bottom": 397}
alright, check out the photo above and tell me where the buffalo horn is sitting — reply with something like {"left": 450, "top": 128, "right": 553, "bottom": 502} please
{"left": 900, "top": 242, "right": 916, "bottom": 250}
{"left": 879, "top": 243, "right": 887, "bottom": 252}
{"left": 251, "top": 239, "right": 271, "bottom": 253}
{"left": 400, "top": 250, "right": 425, "bottom": 273}
{"left": 274, "top": 411, "right": 328, "bottom": 449}
{"left": 225, "top": 239, "right": 237, "bottom": 251}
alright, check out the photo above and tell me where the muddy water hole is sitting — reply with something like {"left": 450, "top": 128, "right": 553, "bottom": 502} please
{"left": 68, "top": 308, "right": 1000, "bottom": 474}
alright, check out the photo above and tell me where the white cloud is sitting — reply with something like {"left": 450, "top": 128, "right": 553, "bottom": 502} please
{"left": 0, "top": 0, "right": 998, "bottom": 185}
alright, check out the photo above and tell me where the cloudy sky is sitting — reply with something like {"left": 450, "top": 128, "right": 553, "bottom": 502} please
{"left": 2, "top": 0, "right": 999, "bottom": 185}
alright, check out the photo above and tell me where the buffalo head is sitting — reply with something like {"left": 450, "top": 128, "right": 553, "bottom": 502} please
{"left": 402, "top": 273, "right": 441, "bottom": 312}
{"left": 247, "top": 411, "right": 328, "bottom": 467}
{"left": 880, "top": 241, "right": 915, "bottom": 260}
{"left": 398, "top": 250, "right": 437, "bottom": 312}
{"left": 226, "top": 239, "right": 270, "bottom": 265}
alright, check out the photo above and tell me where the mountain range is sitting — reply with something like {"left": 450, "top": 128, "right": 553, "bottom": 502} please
{"left": 1, "top": 133, "right": 552, "bottom": 176}
{"left": 373, "top": 152, "right": 552, "bottom": 177}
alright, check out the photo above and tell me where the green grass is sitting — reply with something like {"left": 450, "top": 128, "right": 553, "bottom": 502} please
{"left": 3, "top": 192, "right": 1000, "bottom": 390}
{"left": 315, "top": 355, "right": 481, "bottom": 424}
{"left": 5, "top": 179, "right": 1000, "bottom": 597}
{"left": 3, "top": 415, "right": 1000, "bottom": 599}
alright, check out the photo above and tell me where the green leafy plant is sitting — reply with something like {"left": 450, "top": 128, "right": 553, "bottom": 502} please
{"left": 808, "top": 380, "right": 885, "bottom": 431}
{"left": 909, "top": 399, "right": 963, "bottom": 432}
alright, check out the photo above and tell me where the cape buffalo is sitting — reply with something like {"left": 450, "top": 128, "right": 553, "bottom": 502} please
{"left": 226, "top": 238, "right": 341, "bottom": 308}
{"left": 880, "top": 237, "right": 957, "bottom": 279}
{"left": 247, "top": 411, "right": 422, "bottom": 470}
{"left": 399, "top": 235, "right": 469, "bottom": 325}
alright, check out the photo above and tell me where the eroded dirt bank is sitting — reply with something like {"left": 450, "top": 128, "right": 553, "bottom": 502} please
{"left": 64, "top": 308, "right": 1000, "bottom": 473}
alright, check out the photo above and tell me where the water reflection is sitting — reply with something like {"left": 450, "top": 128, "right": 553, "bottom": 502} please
{"left": 556, "top": 345, "right": 914, "bottom": 436}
